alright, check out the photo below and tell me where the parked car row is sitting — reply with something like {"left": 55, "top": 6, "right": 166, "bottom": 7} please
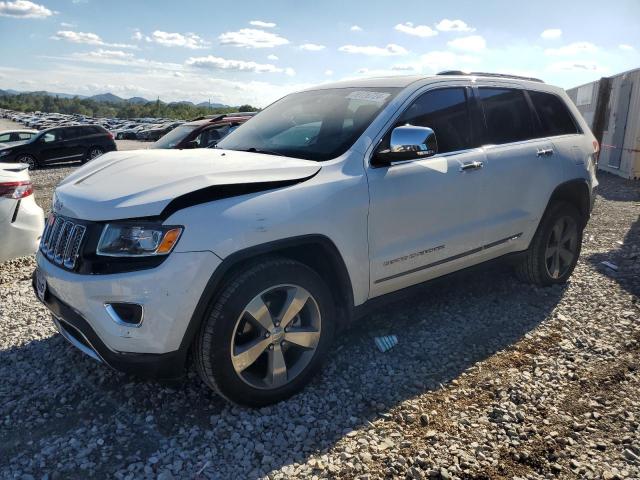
{"left": 0, "top": 109, "right": 182, "bottom": 141}
{"left": 1, "top": 109, "right": 256, "bottom": 146}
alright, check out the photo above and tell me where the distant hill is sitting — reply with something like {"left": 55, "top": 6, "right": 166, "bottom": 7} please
{"left": 88, "top": 93, "right": 124, "bottom": 103}
{"left": 127, "top": 96, "right": 150, "bottom": 105}
{"left": 0, "top": 89, "right": 229, "bottom": 108}
{"left": 197, "top": 101, "right": 227, "bottom": 108}
{"left": 168, "top": 100, "right": 195, "bottom": 107}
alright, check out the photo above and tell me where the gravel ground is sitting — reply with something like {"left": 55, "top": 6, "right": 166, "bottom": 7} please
{"left": 1, "top": 161, "right": 638, "bottom": 479}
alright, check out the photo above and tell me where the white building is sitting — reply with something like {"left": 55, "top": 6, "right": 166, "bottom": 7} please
{"left": 566, "top": 67, "right": 640, "bottom": 180}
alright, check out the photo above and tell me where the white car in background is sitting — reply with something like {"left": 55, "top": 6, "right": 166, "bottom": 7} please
{"left": 0, "top": 163, "right": 44, "bottom": 263}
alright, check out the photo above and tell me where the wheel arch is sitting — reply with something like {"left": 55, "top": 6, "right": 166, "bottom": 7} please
{"left": 544, "top": 179, "right": 591, "bottom": 226}
{"left": 178, "top": 234, "right": 355, "bottom": 360}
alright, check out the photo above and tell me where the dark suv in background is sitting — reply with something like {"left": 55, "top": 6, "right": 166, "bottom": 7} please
{"left": 0, "top": 125, "right": 116, "bottom": 169}
{"left": 151, "top": 113, "right": 256, "bottom": 149}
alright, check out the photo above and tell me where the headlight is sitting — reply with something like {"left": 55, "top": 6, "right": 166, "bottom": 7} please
{"left": 0, "top": 150, "right": 12, "bottom": 157}
{"left": 97, "top": 224, "right": 183, "bottom": 257}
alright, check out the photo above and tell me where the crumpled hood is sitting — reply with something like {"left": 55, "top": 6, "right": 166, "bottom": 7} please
{"left": 54, "top": 149, "right": 321, "bottom": 221}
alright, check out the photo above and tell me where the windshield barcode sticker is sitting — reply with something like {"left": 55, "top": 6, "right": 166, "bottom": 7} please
{"left": 346, "top": 91, "right": 391, "bottom": 103}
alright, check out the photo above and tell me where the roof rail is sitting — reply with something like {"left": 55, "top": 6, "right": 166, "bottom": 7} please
{"left": 436, "top": 70, "right": 545, "bottom": 83}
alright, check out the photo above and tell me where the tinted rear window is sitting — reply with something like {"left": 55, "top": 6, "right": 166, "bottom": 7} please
{"left": 478, "top": 88, "right": 535, "bottom": 145}
{"left": 528, "top": 91, "right": 579, "bottom": 136}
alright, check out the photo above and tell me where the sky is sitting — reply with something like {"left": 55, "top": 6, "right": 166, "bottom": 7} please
{"left": 0, "top": 0, "right": 639, "bottom": 107}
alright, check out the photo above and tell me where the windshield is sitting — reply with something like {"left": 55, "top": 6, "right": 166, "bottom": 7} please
{"left": 151, "top": 125, "right": 198, "bottom": 149}
{"left": 217, "top": 87, "right": 401, "bottom": 161}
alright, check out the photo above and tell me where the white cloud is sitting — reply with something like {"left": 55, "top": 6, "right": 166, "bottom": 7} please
{"left": 338, "top": 43, "right": 408, "bottom": 56}
{"left": 544, "top": 41, "right": 598, "bottom": 56}
{"left": 64, "top": 51, "right": 181, "bottom": 70}
{"left": 547, "top": 60, "right": 606, "bottom": 72}
{"left": 60, "top": 22, "right": 75, "bottom": 28}
{"left": 51, "top": 30, "right": 136, "bottom": 48}
{"left": 267, "top": 54, "right": 279, "bottom": 60}
{"left": 83, "top": 49, "right": 134, "bottom": 59}
{"left": 0, "top": 0, "right": 53, "bottom": 18}
{"left": 0, "top": 64, "right": 311, "bottom": 107}
{"left": 249, "top": 20, "right": 276, "bottom": 28}
{"left": 148, "top": 30, "right": 209, "bottom": 49}
{"left": 447, "top": 35, "right": 486, "bottom": 52}
{"left": 619, "top": 44, "right": 635, "bottom": 52}
{"left": 131, "top": 29, "right": 143, "bottom": 41}
{"left": 299, "top": 43, "right": 325, "bottom": 51}
{"left": 350, "top": 25, "right": 362, "bottom": 32}
{"left": 325, "top": 69, "right": 334, "bottom": 75}
{"left": 435, "top": 19, "right": 475, "bottom": 32}
{"left": 186, "top": 55, "right": 294, "bottom": 75}
{"left": 394, "top": 22, "right": 438, "bottom": 38}
{"left": 540, "top": 28, "right": 562, "bottom": 40}
{"left": 219, "top": 28, "right": 289, "bottom": 48}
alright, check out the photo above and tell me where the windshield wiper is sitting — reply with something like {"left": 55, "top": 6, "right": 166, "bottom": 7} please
{"left": 234, "top": 147, "right": 285, "bottom": 157}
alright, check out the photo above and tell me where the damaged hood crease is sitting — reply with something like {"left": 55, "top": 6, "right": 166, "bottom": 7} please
{"left": 54, "top": 149, "right": 321, "bottom": 221}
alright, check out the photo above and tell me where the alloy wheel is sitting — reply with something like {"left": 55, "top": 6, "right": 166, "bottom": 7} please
{"left": 230, "top": 284, "right": 322, "bottom": 390}
{"left": 545, "top": 215, "right": 578, "bottom": 279}
{"left": 89, "top": 148, "right": 104, "bottom": 160}
{"left": 17, "top": 156, "right": 36, "bottom": 170}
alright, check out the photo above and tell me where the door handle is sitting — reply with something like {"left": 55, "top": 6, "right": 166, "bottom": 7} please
{"left": 460, "top": 161, "right": 484, "bottom": 172}
{"left": 536, "top": 148, "right": 554, "bottom": 157}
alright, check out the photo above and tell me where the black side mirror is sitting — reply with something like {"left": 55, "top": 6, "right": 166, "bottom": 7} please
{"left": 372, "top": 125, "right": 438, "bottom": 167}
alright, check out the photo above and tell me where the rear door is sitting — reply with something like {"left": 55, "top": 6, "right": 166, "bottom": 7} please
{"left": 62, "top": 127, "right": 89, "bottom": 159}
{"left": 476, "top": 86, "right": 560, "bottom": 251}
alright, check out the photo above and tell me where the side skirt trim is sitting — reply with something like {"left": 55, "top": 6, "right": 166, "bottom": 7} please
{"left": 374, "top": 232, "right": 523, "bottom": 284}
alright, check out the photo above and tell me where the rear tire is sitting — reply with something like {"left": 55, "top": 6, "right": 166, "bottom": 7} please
{"left": 194, "top": 257, "right": 335, "bottom": 407}
{"left": 516, "top": 201, "right": 583, "bottom": 286}
{"left": 16, "top": 154, "right": 37, "bottom": 170}
{"left": 84, "top": 146, "right": 104, "bottom": 163}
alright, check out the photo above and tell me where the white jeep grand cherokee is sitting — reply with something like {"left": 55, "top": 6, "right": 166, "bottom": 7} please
{"left": 34, "top": 72, "right": 598, "bottom": 406}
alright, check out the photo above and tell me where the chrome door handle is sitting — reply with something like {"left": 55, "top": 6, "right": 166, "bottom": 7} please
{"left": 536, "top": 148, "right": 554, "bottom": 157}
{"left": 460, "top": 161, "right": 484, "bottom": 172}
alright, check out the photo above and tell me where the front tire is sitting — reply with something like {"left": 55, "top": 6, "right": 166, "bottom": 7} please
{"left": 194, "top": 258, "right": 335, "bottom": 407}
{"left": 516, "top": 201, "right": 583, "bottom": 286}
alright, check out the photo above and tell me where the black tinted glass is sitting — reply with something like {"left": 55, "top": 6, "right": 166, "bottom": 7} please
{"left": 478, "top": 88, "right": 535, "bottom": 144}
{"left": 528, "top": 91, "right": 579, "bottom": 136}
{"left": 397, "top": 88, "right": 473, "bottom": 153}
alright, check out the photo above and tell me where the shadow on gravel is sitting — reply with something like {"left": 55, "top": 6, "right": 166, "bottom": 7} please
{"left": 594, "top": 171, "right": 640, "bottom": 203}
{"left": 0, "top": 261, "right": 568, "bottom": 479}
{"left": 587, "top": 173, "right": 640, "bottom": 298}
{"left": 588, "top": 215, "right": 640, "bottom": 298}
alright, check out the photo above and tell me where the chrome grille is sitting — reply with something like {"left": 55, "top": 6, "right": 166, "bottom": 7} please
{"left": 40, "top": 215, "right": 86, "bottom": 270}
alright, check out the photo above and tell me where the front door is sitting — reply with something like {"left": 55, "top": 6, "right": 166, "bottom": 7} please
{"left": 367, "top": 86, "right": 487, "bottom": 297}
{"left": 37, "top": 129, "right": 67, "bottom": 163}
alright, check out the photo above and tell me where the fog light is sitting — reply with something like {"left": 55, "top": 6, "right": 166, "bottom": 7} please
{"left": 105, "top": 303, "right": 144, "bottom": 327}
